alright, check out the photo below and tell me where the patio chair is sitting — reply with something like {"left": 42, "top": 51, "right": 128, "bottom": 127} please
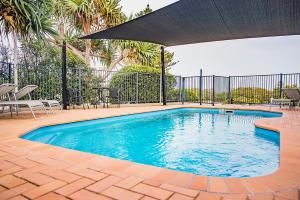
{"left": 12, "top": 85, "right": 62, "bottom": 112}
{"left": 270, "top": 88, "right": 300, "bottom": 109}
{"left": 0, "top": 84, "right": 47, "bottom": 119}
{"left": 283, "top": 88, "right": 300, "bottom": 107}
{"left": 105, "top": 88, "right": 120, "bottom": 108}
{"left": 66, "top": 88, "right": 88, "bottom": 109}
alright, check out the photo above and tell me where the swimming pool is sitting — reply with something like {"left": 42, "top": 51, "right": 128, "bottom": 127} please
{"left": 22, "top": 108, "right": 281, "bottom": 178}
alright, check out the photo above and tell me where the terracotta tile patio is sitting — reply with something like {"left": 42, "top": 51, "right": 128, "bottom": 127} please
{"left": 0, "top": 104, "right": 299, "bottom": 200}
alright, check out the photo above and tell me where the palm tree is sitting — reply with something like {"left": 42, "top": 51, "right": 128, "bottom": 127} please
{"left": 64, "top": 0, "right": 96, "bottom": 65}
{"left": 51, "top": 0, "right": 69, "bottom": 41}
{"left": 64, "top": 0, "right": 124, "bottom": 66}
{"left": 95, "top": 0, "right": 124, "bottom": 28}
{"left": 0, "top": 0, "right": 56, "bottom": 89}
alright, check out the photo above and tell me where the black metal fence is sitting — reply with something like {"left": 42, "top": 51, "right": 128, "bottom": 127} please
{"left": 0, "top": 61, "right": 299, "bottom": 105}
{"left": 181, "top": 73, "right": 300, "bottom": 105}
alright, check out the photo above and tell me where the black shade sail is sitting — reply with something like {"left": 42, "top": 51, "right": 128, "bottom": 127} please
{"left": 81, "top": 0, "right": 300, "bottom": 46}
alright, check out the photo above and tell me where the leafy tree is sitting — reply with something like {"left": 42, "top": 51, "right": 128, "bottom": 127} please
{"left": 64, "top": 0, "right": 95, "bottom": 65}
{"left": 0, "top": 0, "right": 56, "bottom": 88}
{"left": 62, "top": 0, "right": 124, "bottom": 66}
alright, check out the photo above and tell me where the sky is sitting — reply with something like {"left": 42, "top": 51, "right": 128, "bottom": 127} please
{"left": 120, "top": 0, "right": 300, "bottom": 76}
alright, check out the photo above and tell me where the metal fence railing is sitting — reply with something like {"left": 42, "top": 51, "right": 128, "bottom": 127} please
{"left": 229, "top": 73, "right": 300, "bottom": 104}
{"left": 0, "top": 61, "right": 299, "bottom": 105}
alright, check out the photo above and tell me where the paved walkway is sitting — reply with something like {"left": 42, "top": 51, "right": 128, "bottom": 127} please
{"left": 0, "top": 104, "right": 299, "bottom": 200}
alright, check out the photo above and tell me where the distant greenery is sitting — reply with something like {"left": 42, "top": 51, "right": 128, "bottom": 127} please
{"left": 167, "top": 84, "right": 300, "bottom": 105}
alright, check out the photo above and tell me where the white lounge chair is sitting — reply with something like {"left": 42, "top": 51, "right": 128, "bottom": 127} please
{"left": 0, "top": 83, "right": 16, "bottom": 100}
{"left": 0, "top": 83, "right": 16, "bottom": 113}
{"left": 12, "top": 85, "right": 62, "bottom": 113}
{"left": 0, "top": 84, "right": 47, "bottom": 119}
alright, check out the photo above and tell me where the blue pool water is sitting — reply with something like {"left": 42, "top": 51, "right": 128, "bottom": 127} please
{"left": 22, "top": 108, "right": 281, "bottom": 177}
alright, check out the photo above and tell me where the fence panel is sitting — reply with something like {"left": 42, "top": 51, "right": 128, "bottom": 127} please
{"left": 108, "top": 72, "right": 138, "bottom": 103}
{"left": 181, "top": 75, "right": 228, "bottom": 104}
{"left": 230, "top": 74, "right": 280, "bottom": 104}
{"left": 182, "top": 76, "right": 200, "bottom": 103}
{"left": 201, "top": 76, "right": 213, "bottom": 104}
{"left": 282, "top": 73, "right": 300, "bottom": 89}
{"left": 166, "top": 75, "right": 182, "bottom": 102}
{"left": 18, "top": 64, "right": 62, "bottom": 100}
{"left": 214, "top": 76, "right": 229, "bottom": 104}
{"left": 0, "top": 61, "right": 12, "bottom": 84}
{"left": 137, "top": 73, "right": 161, "bottom": 103}
{"left": 230, "top": 73, "right": 300, "bottom": 104}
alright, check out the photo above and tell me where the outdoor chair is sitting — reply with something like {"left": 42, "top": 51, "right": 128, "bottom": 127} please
{"left": 0, "top": 84, "right": 47, "bottom": 119}
{"left": 66, "top": 88, "right": 88, "bottom": 109}
{"left": 270, "top": 88, "right": 300, "bottom": 109}
{"left": 105, "top": 88, "right": 120, "bottom": 108}
{"left": 11, "top": 85, "right": 62, "bottom": 113}
{"left": 0, "top": 83, "right": 16, "bottom": 113}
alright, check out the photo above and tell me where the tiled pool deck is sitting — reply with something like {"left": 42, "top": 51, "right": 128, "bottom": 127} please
{"left": 0, "top": 104, "right": 299, "bottom": 200}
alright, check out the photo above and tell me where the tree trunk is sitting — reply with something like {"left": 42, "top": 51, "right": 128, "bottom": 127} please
{"left": 13, "top": 32, "right": 18, "bottom": 91}
{"left": 85, "top": 39, "right": 91, "bottom": 66}
{"left": 47, "top": 38, "right": 86, "bottom": 61}
{"left": 107, "top": 53, "right": 123, "bottom": 71}
{"left": 58, "top": 22, "right": 65, "bottom": 44}
{"left": 83, "top": 23, "right": 91, "bottom": 66}
{"left": 66, "top": 43, "right": 85, "bottom": 61}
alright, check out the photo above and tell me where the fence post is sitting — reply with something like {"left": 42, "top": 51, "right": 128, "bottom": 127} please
{"left": 178, "top": 76, "right": 182, "bottom": 102}
{"left": 212, "top": 75, "right": 215, "bottom": 106}
{"left": 62, "top": 41, "right": 68, "bottom": 110}
{"left": 78, "top": 68, "right": 82, "bottom": 101}
{"left": 199, "top": 69, "right": 203, "bottom": 105}
{"left": 159, "top": 74, "right": 162, "bottom": 103}
{"left": 8, "top": 63, "right": 12, "bottom": 83}
{"left": 161, "top": 46, "right": 167, "bottom": 105}
{"left": 299, "top": 73, "right": 300, "bottom": 88}
{"left": 279, "top": 73, "right": 283, "bottom": 98}
{"left": 181, "top": 77, "right": 185, "bottom": 104}
{"left": 136, "top": 72, "right": 139, "bottom": 104}
{"left": 228, "top": 76, "right": 231, "bottom": 104}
